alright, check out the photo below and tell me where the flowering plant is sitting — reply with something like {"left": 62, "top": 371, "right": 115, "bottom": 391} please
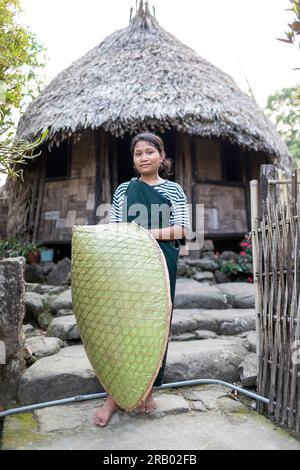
{"left": 213, "top": 234, "right": 253, "bottom": 283}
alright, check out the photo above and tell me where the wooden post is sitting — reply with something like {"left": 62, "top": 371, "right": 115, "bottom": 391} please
{"left": 110, "top": 136, "right": 118, "bottom": 197}
{"left": 92, "top": 129, "right": 102, "bottom": 225}
{"left": 28, "top": 162, "right": 40, "bottom": 239}
{"left": 32, "top": 156, "right": 46, "bottom": 243}
{"left": 259, "top": 164, "right": 277, "bottom": 221}
{"left": 250, "top": 179, "right": 261, "bottom": 361}
{"left": 242, "top": 152, "right": 252, "bottom": 232}
{"left": 291, "top": 168, "right": 298, "bottom": 217}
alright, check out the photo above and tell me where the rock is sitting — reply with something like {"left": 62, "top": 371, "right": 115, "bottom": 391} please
{"left": 171, "top": 309, "right": 211, "bottom": 335}
{"left": 186, "top": 259, "right": 219, "bottom": 271}
{"left": 187, "top": 249, "right": 201, "bottom": 259}
{"left": 171, "top": 308, "right": 255, "bottom": 336}
{"left": 56, "top": 309, "right": 74, "bottom": 317}
{"left": 239, "top": 353, "right": 258, "bottom": 387}
{"left": 219, "top": 317, "right": 256, "bottom": 336}
{"left": 50, "top": 289, "right": 72, "bottom": 314}
{"left": 177, "top": 261, "right": 186, "bottom": 276}
{"left": 183, "top": 386, "right": 225, "bottom": 411}
{"left": 46, "top": 257, "right": 71, "bottom": 286}
{"left": 219, "top": 251, "right": 239, "bottom": 263}
{"left": 216, "top": 283, "right": 255, "bottom": 308}
{"left": 174, "top": 279, "right": 229, "bottom": 309}
{"left": 0, "top": 257, "right": 26, "bottom": 406}
{"left": 18, "top": 345, "right": 102, "bottom": 404}
{"left": 193, "top": 271, "right": 215, "bottom": 283}
{"left": 25, "top": 336, "right": 64, "bottom": 359}
{"left": 25, "top": 292, "right": 45, "bottom": 322}
{"left": 35, "top": 400, "right": 114, "bottom": 433}
{"left": 41, "top": 262, "right": 56, "bottom": 276}
{"left": 171, "top": 332, "right": 196, "bottom": 342}
{"left": 214, "top": 270, "right": 231, "bottom": 283}
{"left": 217, "top": 397, "right": 247, "bottom": 414}
{"left": 40, "top": 285, "right": 66, "bottom": 295}
{"left": 246, "top": 331, "right": 257, "bottom": 353}
{"left": 194, "top": 330, "right": 218, "bottom": 340}
{"left": 191, "top": 401, "right": 207, "bottom": 412}
{"left": 200, "top": 251, "right": 218, "bottom": 260}
{"left": 144, "top": 394, "right": 189, "bottom": 418}
{"left": 37, "top": 312, "right": 55, "bottom": 330}
{"left": 46, "top": 315, "right": 80, "bottom": 341}
{"left": 184, "top": 266, "right": 196, "bottom": 278}
{"left": 23, "top": 324, "right": 43, "bottom": 338}
{"left": 24, "top": 263, "right": 45, "bottom": 284}
{"left": 25, "top": 283, "right": 42, "bottom": 294}
{"left": 164, "top": 338, "right": 248, "bottom": 384}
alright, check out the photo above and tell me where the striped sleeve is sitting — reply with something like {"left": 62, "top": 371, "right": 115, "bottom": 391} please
{"left": 109, "top": 184, "right": 127, "bottom": 223}
{"left": 172, "top": 184, "right": 190, "bottom": 230}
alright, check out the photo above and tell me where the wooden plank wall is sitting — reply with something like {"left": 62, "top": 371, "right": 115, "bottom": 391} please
{"left": 194, "top": 183, "right": 248, "bottom": 233}
{"left": 177, "top": 134, "right": 250, "bottom": 234}
{"left": 38, "top": 130, "right": 96, "bottom": 241}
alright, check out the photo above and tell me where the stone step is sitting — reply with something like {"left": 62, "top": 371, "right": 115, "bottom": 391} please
{"left": 18, "top": 339, "right": 249, "bottom": 405}
{"left": 45, "top": 280, "right": 255, "bottom": 316}
{"left": 44, "top": 308, "right": 256, "bottom": 343}
{"left": 4, "top": 386, "right": 300, "bottom": 450}
{"left": 171, "top": 308, "right": 256, "bottom": 336}
{"left": 174, "top": 279, "right": 255, "bottom": 309}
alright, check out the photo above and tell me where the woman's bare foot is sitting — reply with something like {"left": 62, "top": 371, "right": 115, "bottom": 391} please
{"left": 92, "top": 396, "right": 119, "bottom": 427}
{"left": 137, "top": 391, "right": 157, "bottom": 413}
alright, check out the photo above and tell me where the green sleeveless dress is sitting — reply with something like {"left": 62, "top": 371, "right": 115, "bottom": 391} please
{"left": 122, "top": 177, "right": 181, "bottom": 386}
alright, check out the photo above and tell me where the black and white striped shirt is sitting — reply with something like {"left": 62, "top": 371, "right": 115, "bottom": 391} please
{"left": 110, "top": 179, "right": 190, "bottom": 229}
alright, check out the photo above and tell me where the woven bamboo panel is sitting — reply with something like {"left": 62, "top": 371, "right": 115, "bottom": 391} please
{"left": 71, "top": 221, "right": 172, "bottom": 410}
{"left": 254, "top": 167, "right": 300, "bottom": 432}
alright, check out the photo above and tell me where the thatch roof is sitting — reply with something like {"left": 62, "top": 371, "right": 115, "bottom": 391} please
{"left": 17, "top": 1, "right": 291, "bottom": 168}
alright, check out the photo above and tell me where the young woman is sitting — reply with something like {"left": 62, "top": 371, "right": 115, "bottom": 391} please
{"left": 93, "top": 132, "right": 190, "bottom": 427}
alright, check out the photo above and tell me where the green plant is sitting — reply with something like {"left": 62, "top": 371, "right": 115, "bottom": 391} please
{"left": 0, "top": 236, "right": 45, "bottom": 260}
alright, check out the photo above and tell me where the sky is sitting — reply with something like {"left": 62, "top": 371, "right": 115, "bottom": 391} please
{"left": 1, "top": 0, "right": 299, "bottom": 187}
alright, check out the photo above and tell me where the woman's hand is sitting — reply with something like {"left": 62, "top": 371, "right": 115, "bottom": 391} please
{"left": 148, "top": 225, "right": 188, "bottom": 240}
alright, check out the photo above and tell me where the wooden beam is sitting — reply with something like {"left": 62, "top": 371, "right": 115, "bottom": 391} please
{"left": 259, "top": 164, "right": 277, "bottom": 221}
{"left": 32, "top": 155, "right": 46, "bottom": 243}
{"left": 92, "top": 128, "right": 102, "bottom": 225}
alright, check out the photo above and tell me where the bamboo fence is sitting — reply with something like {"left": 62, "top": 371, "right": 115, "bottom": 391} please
{"left": 251, "top": 164, "right": 300, "bottom": 433}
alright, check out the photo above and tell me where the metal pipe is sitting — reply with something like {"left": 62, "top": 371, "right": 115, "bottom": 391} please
{"left": 0, "top": 378, "right": 269, "bottom": 419}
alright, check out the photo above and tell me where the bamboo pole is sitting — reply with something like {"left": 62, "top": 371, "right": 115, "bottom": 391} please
{"left": 250, "top": 179, "right": 261, "bottom": 359}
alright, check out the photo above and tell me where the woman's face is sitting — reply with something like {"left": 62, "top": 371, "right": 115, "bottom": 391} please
{"left": 133, "top": 140, "right": 163, "bottom": 176}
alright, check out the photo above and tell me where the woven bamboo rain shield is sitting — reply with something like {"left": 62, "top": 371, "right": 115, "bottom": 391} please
{"left": 71, "top": 221, "right": 172, "bottom": 410}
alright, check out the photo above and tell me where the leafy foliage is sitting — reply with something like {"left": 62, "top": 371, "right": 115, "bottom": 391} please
{"left": 0, "top": 235, "right": 45, "bottom": 260}
{"left": 265, "top": 86, "right": 300, "bottom": 162}
{"left": 0, "top": 0, "right": 48, "bottom": 180}
{"left": 277, "top": 0, "right": 300, "bottom": 50}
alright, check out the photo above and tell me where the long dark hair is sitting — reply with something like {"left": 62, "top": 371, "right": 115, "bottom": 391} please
{"left": 130, "top": 132, "right": 173, "bottom": 179}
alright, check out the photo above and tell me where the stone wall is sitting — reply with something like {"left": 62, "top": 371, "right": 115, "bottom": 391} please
{"left": 0, "top": 257, "right": 26, "bottom": 407}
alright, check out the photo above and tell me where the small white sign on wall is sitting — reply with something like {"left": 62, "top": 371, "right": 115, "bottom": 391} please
{"left": 44, "top": 211, "right": 60, "bottom": 220}
{"left": 86, "top": 193, "right": 95, "bottom": 211}
{"left": 205, "top": 207, "right": 219, "bottom": 231}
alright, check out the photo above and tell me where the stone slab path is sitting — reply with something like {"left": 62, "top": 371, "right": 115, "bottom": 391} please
{"left": 2, "top": 385, "right": 300, "bottom": 450}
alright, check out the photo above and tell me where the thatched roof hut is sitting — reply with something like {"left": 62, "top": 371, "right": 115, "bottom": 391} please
{"left": 17, "top": 1, "right": 290, "bottom": 163}
{"left": 6, "top": 1, "right": 292, "bottom": 253}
